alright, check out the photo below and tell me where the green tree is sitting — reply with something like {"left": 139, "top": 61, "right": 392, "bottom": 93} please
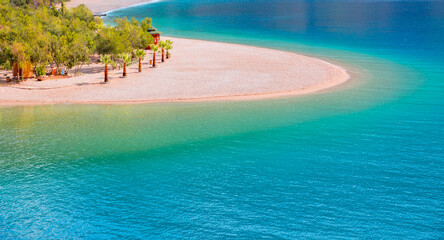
{"left": 111, "top": 60, "right": 118, "bottom": 70}
{"left": 130, "top": 17, "right": 139, "bottom": 26}
{"left": 2, "top": 60, "right": 12, "bottom": 71}
{"left": 0, "top": 1, "right": 157, "bottom": 79}
{"left": 96, "top": 27, "right": 126, "bottom": 56}
{"left": 68, "top": 35, "right": 90, "bottom": 73}
{"left": 10, "top": 0, "right": 32, "bottom": 6}
{"left": 30, "top": 35, "right": 52, "bottom": 75}
{"left": 68, "top": 4, "right": 94, "bottom": 23}
{"left": 149, "top": 44, "right": 160, "bottom": 67}
{"left": 114, "top": 17, "right": 153, "bottom": 52}
{"left": 165, "top": 40, "right": 173, "bottom": 59}
{"left": 140, "top": 17, "right": 152, "bottom": 32}
{"left": 158, "top": 40, "right": 167, "bottom": 62}
{"left": 100, "top": 54, "right": 112, "bottom": 83}
{"left": 135, "top": 49, "right": 146, "bottom": 72}
{"left": 119, "top": 53, "right": 131, "bottom": 77}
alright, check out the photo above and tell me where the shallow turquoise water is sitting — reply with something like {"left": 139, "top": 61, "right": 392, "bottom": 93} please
{"left": 1, "top": 0, "right": 443, "bottom": 238}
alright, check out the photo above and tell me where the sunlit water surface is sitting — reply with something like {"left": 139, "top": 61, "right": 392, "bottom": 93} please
{"left": 1, "top": 0, "right": 443, "bottom": 238}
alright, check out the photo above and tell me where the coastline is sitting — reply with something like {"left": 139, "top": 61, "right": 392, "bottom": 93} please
{"left": 65, "top": 0, "right": 157, "bottom": 14}
{"left": 0, "top": 1, "right": 351, "bottom": 106}
{"left": 0, "top": 36, "right": 350, "bottom": 106}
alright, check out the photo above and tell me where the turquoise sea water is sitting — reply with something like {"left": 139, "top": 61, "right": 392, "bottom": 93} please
{"left": 1, "top": 0, "right": 443, "bottom": 238}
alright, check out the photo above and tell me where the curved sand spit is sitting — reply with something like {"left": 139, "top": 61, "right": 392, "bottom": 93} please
{"left": 65, "top": 0, "right": 156, "bottom": 14}
{"left": 0, "top": 37, "right": 349, "bottom": 105}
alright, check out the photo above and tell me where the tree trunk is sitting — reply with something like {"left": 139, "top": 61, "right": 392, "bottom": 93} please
{"left": 139, "top": 58, "right": 142, "bottom": 72}
{"left": 153, "top": 53, "right": 156, "bottom": 67}
{"left": 104, "top": 64, "right": 108, "bottom": 83}
{"left": 123, "top": 62, "right": 127, "bottom": 77}
{"left": 166, "top": 50, "right": 169, "bottom": 59}
{"left": 162, "top": 49, "right": 165, "bottom": 62}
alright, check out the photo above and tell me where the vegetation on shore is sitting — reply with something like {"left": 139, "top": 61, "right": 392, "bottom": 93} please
{"left": 120, "top": 53, "right": 131, "bottom": 77}
{"left": 100, "top": 54, "right": 111, "bottom": 83}
{"left": 0, "top": 0, "right": 154, "bottom": 78}
{"left": 135, "top": 49, "right": 146, "bottom": 73}
{"left": 159, "top": 41, "right": 167, "bottom": 62}
{"left": 149, "top": 44, "right": 159, "bottom": 68}
{"left": 165, "top": 40, "right": 173, "bottom": 59}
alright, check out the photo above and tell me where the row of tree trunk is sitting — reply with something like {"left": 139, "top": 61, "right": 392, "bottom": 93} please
{"left": 103, "top": 48, "right": 172, "bottom": 83}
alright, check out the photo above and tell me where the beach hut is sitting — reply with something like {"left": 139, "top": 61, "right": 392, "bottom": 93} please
{"left": 146, "top": 27, "right": 161, "bottom": 50}
{"left": 13, "top": 62, "right": 33, "bottom": 79}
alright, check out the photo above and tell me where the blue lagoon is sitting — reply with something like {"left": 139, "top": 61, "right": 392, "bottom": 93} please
{"left": 1, "top": 0, "right": 443, "bottom": 238}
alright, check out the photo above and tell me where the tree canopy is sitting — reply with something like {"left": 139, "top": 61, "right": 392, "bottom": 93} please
{"left": 0, "top": 0, "right": 154, "bottom": 74}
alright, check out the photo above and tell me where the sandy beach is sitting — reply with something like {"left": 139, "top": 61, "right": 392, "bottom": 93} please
{"left": 0, "top": 37, "right": 349, "bottom": 105}
{"left": 65, "top": 0, "right": 155, "bottom": 14}
{"left": 0, "top": 0, "right": 350, "bottom": 105}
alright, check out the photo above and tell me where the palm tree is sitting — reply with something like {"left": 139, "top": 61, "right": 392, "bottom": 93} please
{"left": 119, "top": 53, "right": 132, "bottom": 77}
{"left": 100, "top": 55, "right": 112, "bottom": 83}
{"left": 135, "top": 49, "right": 146, "bottom": 72}
{"left": 149, "top": 44, "right": 160, "bottom": 67}
{"left": 165, "top": 40, "right": 173, "bottom": 59}
{"left": 158, "top": 41, "right": 167, "bottom": 62}
{"left": 111, "top": 60, "right": 118, "bottom": 70}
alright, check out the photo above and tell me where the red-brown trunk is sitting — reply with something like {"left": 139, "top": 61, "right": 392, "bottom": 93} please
{"left": 123, "top": 63, "right": 127, "bottom": 77}
{"left": 104, "top": 64, "right": 108, "bottom": 82}
{"left": 162, "top": 49, "right": 165, "bottom": 62}
{"left": 153, "top": 53, "right": 156, "bottom": 67}
{"left": 166, "top": 51, "right": 169, "bottom": 59}
{"left": 139, "top": 58, "right": 142, "bottom": 72}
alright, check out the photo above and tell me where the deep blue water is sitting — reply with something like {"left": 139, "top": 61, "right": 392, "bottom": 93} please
{"left": 1, "top": 0, "right": 443, "bottom": 238}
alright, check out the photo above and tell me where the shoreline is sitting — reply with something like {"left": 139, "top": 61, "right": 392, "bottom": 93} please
{"left": 0, "top": 74, "right": 348, "bottom": 106}
{"left": 0, "top": 37, "right": 350, "bottom": 106}
{"left": 65, "top": 0, "right": 158, "bottom": 14}
{"left": 1, "top": 1, "right": 352, "bottom": 106}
